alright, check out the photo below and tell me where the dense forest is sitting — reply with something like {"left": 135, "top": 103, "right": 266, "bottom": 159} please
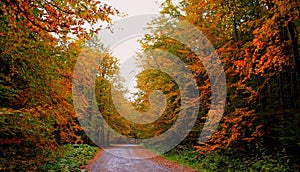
{"left": 1, "top": 0, "right": 300, "bottom": 171}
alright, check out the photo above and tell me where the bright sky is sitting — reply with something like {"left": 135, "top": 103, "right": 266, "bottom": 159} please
{"left": 101, "top": 0, "right": 165, "bottom": 62}
{"left": 97, "top": 0, "right": 166, "bottom": 97}
{"left": 99, "top": 0, "right": 180, "bottom": 97}
{"left": 100, "top": 0, "right": 181, "bottom": 62}
{"left": 104, "top": 0, "right": 164, "bottom": 17}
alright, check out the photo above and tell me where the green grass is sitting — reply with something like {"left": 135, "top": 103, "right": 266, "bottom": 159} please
{"left": 163, "top": 147, "right": 205, "bottom": 171}
{"left": 41, "top": 144, "right": 99, "bottom": 172}
{"left": 163, "top": 147, "right": 290, "bottom": 171}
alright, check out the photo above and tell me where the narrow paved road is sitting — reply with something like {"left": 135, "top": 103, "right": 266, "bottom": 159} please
{"left": 89, "top": 145, "right": 193, "bottom": 172}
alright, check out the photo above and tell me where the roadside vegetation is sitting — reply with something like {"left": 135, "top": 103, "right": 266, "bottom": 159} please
{"left": 1, "top": 0, "right": 300, "bottom": 171}
{"left": 42, "top": 144, "right": 99, "bottom": 172}
{"left": 164, "top": 145, "right": 290, "bottom": 171}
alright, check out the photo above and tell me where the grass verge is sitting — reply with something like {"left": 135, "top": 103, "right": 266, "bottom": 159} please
{"left": 41, "top": 144, "right": 99, "bottom": 172}
{"left": 163, "top": 147, "right": 290, "bottom": 171}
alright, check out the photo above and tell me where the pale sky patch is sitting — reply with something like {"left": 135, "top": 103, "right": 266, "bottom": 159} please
{"left": 98, "top": 0, "right": 181, "bottom": 97}
{"left": 101, "top": 0, "right": 164, "bottom": 62}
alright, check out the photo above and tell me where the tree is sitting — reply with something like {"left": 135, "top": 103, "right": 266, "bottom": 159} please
{"left": 0, "top": 0, "right": 119, "bottom": 170}
{"left": 138, "top": 0, "right": 300, "bottom": 164}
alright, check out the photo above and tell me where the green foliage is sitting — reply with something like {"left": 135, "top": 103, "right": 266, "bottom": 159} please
{"left": 42, "top": 144, "right": 99, "bottom": 172}
{"left": 164, "top": 146, "right": 290, "bottom": 171}
{"left": 0, "top": 109, "right": 57, "bottom": 171}
{"left": 164, "top": 146, "right": 202, "bottom": 168}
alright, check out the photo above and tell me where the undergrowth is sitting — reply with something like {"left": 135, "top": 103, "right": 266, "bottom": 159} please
{"left": 41, "top": 144, "right": 99, "bottom": 172}
{"left": 163, "top": 146, "right": 291, "bottom": 171}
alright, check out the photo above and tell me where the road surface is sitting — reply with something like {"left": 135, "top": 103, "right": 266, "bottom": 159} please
{"left": 89, "top": 145, "right": 194, "bottom": 172}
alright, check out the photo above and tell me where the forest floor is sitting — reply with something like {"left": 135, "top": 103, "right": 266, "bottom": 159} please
{"left": 87, "top": 144, "right": 195, "bottom": 172}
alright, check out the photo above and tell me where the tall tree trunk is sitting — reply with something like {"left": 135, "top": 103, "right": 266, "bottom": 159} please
{"left": 287, "top": 20, "right": 300, "bottom": 142}
{"left": 233, "top": 14, "right": 239, "bottom": 41}
{"left": 288, "top": 21, "right": 300, "bottom": 82}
